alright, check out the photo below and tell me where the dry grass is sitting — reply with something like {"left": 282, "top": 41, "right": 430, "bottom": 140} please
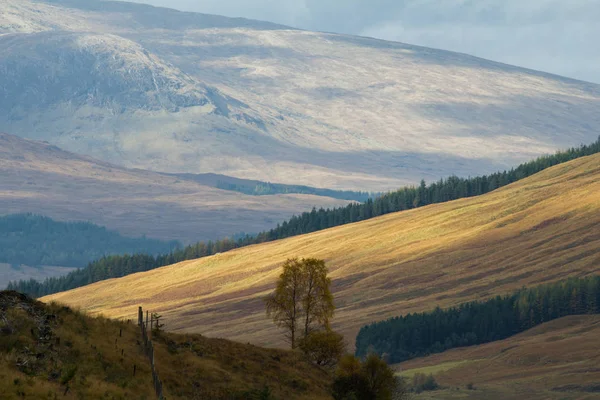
{"left": 0, "top": 291, "right": 332, "bottom": 399}
{"left": 43, "top": 153, "right": 600, "bottom": 349}
{"left": 397, "top": 315, "right": 600, "bottom": 400}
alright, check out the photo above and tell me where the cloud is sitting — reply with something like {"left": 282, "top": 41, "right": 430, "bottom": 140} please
{"left": 126, "top": 0, "right": 600, "bottom": 83}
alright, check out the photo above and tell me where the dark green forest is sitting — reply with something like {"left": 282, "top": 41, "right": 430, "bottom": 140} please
{"left": 9, "top": 137, "right": 600, "bottom": 298}
{"left": 0, "top": 214, "right": 180, "bottom": 268}
{"left": 355, "top": 275, "right": 600, "bottom": 363}
{"left": 216, "top": 180, "right": 377, "bottom": 202}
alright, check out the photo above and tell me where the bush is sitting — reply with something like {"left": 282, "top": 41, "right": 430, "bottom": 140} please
{"left": 299, "top": 330, "right": 346, "bottom": 367}
{"left": 332, "top": 354, "right": 408, "bottom": 400}
{"left": 411, "top": 373, "right": 439, "bottom": 393}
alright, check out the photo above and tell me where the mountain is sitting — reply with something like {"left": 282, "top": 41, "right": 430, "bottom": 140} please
{"left": 0, "top": 133, "right": 348, "bottom": 243}
{"left": 0, "top": 290, "right": 331, "bottom": 399}
{"left": 397, "top": 315, "right": 600, "bottom": 400}
{"left": 3, "top": 0, "right": 600, "bottom": 190}
{"left": 42, "top": 152, "right": 600, "bottom": 347}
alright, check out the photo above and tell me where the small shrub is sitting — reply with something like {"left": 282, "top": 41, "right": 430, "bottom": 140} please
{"left": 60, "top": 366, "right": 77, "bottom": 386}
{"left": 299, "top": 330, "right": 346, "bottom": 367}
{"left": 332, "top": 354, "right": 407, "bottom": 400}
{"left": 411, "top": 373, "right": 439, "bottom": 393}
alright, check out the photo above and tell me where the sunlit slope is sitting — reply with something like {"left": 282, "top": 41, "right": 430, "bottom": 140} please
{"left": 397, "top": 315, "right": 600, "bottom": 400}
{"left": 44, "top": 154, "right": 600, "bottom": 347}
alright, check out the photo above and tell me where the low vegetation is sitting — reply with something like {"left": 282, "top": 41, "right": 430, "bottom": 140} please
{"left": 12, "top": 137, "right": 600, "bottom": 298}
{"left": 356, "top": 276, "right": 600, "bottom": 363}
{"left": 332, "top": 353, "right": 408, "bottom": 400}
{"left": 0, "top": 290, "right": 334, "bottom": 399}
{"left": 0, "top": 214, "right": 179, "bottom": 268}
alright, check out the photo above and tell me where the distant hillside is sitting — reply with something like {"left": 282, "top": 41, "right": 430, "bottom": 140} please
{"left": 0, "top": 214, "right": 180, "bottom": 268}
{"left": 2, "top": 0, "right": 600, "bottom": 190}
{"left": 0, "top": 291, "right": 332, "bottom": 399}
{"left": 42, "top": 152, "right": 600, "bottom": 348}
{"left": 397, "top": 315, "right": 600, "bottom": 400}
{"left": 0, "top": 132, "right": 349, "bottom": 244}
{"left": 15, "top": 138, "right": 600, "bottom": 298}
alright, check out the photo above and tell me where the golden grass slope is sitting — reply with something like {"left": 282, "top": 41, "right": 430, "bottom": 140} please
{"left": 397, "top": 315, "right": 600, "bottom": 400}
{"left": 44, "top": 153, "right": 600, "bottom": 348}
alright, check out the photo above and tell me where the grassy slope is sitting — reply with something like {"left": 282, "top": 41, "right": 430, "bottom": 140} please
{"left": 397, "top": 315, "right": 600, "bottom": 400}
{"left": 43, "top": 153, "right": 600, "bottom": 347}
{"left": 0, "top": 291, "right": 331, "bottom": 399}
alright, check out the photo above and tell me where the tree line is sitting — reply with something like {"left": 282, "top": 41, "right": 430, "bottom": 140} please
{"left": 0, "top": 214, "right": 179, "bottom": 268}
{"left": 216, "top": 180, "right": 377, "bottom": 202}
{"left": 9, "top": 137, "right": 600, "bottom": 298}
{"left": 355, "top": 275, "right": 600, "bottom": 363}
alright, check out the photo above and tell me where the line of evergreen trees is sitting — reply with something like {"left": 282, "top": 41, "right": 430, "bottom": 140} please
{"left": 216, "top": 180, "right": 377, "bottom": 202}
{"left": 0, "top": 214, "right": 180, "bottom": 268}
{"left": 355, "top": 275, "right": 600, "bottom": 363}
{"left": 9, "top": 137, "right": 600, "bottom": 298}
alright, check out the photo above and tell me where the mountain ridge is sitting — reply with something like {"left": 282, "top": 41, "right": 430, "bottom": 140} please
{"left": 2, "top": 0, "right": 600, "bottom": 190}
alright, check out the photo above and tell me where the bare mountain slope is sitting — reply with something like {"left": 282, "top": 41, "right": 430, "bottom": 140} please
{"left": 43, "top": 153, "right": 600, "bottom": 348}
{"left": 0, "top": 133, "right": 348, "bottom": 243}
{"left": 2, "top": 0, "right": 600, "bottom": 190}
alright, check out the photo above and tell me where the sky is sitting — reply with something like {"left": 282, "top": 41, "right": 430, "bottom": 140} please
{"left": 127, "top": 0, "right": 600, "bottom": 84}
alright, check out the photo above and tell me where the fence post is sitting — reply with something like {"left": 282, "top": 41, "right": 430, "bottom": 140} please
{"left": 137, "top": 306, "right": 165, "bottom": 400}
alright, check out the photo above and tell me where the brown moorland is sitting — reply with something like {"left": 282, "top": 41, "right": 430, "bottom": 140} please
{"left": 0, "top": 132, "right": 348, "bottom": 243}
{"left": 43, "top": 153, "right": 600, "bottom": 348}
{"left": 0, "top": 291, "right": 331, "bottom": 399}
{"left": 397, "top": 315, "right": 600, "bottom": 400}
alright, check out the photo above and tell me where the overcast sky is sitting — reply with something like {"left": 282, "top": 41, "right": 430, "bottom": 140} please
{"left": 128, "top": 0, "right": 600, "bottom": 83}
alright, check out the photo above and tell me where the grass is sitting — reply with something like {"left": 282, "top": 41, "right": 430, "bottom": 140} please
{"left": 0, "top": 291, "right": 332, "bottom": 399}
{"left": 396, "top": 360, "right": 473, "bottom": 378}
{"left": 397, "top": 315, "right": 600, "bottom": 400}
{"left": 43, "top": 153, "right": 600, "bottom": 349}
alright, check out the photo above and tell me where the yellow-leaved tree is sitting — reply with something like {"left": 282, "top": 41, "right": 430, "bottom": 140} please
{"left": 265, "top": 258, "right": 336, "bottom": 350}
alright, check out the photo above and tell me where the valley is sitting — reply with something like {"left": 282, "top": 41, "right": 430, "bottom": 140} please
{"left": 1, "top": 1, "right": 599, "bottom": 398}
{"left": 43, "top": 152, "right": 600, "bottom": 348}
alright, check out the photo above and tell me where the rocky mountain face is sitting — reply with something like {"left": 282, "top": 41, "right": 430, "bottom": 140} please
{"left": 1, "top": 0, "right": 600, "bottom": 190}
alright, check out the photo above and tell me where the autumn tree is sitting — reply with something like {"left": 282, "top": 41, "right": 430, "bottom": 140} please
{"left": 265, "top": 258, "right": 305, "bottom": 348}
{"left": 265, "top": 258, "right": 335, "bottom": 349}
{"left": 301, "top": 258, "right": 335, "bottom": 336}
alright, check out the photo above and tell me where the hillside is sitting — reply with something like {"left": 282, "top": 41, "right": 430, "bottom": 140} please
{"left": 397, "top": 315, "right": 600, "bottom": 400}
{"left": 43, "top": 152, "right": 600, "bottom": 347}
{"left": 0, "top": 133, "right": 348, "bottom": 243}
{"left": 0, "top": 214, "right": 179, "bottom": 267}
{"left": 0, "top": 291, "right": 331, "bottom": 399}
{"left": 2, "top": 0, "right": 600, "bottom": 190}
{"left": 0, "top": 264, "right": 77, "bottom": 290}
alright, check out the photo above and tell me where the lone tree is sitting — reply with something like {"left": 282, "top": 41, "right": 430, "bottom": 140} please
{"left": 265, "top": 258, "right": 335, "bottom": 349}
